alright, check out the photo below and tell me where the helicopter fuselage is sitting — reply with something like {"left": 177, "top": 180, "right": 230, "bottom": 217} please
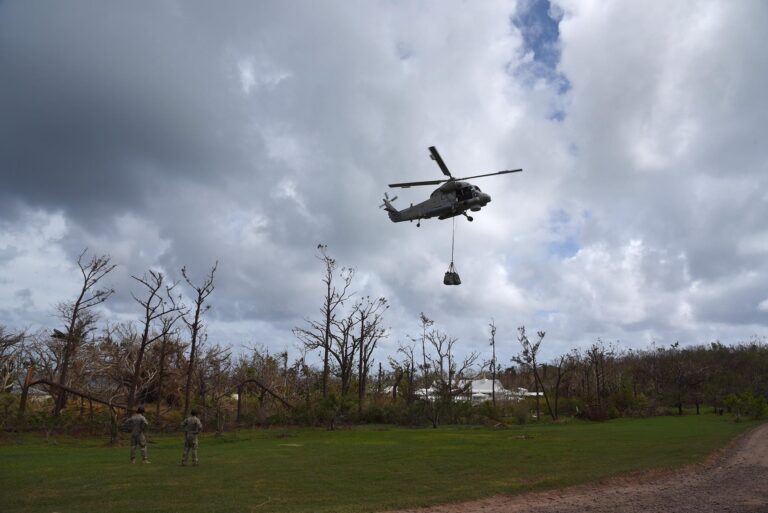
{"left": 381, "top": 146, "right": 519, "bottom": 225}
{"left": 385, "top": 181, "right": 491, "bottom": 223}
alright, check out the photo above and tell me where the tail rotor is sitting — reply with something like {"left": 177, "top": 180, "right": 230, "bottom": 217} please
{"left": 379, "top": 192, "right": 398, "bottom": 210}
{"left": 380, "top": 192, "right": 402, "bottom": 222}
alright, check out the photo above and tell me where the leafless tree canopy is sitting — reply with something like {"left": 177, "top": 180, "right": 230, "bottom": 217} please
{"left": 5, "top": 246, "right": 768, "bottom": 433}
{"left": 53, "top": 250, "right": 116, "bottom": 415}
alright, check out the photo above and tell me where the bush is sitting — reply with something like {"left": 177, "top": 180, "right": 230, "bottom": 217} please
{"left": 609, "top": 380, "right": 636, "bottom": 416}
{"left": 581, "top": 404, "right": 609, "bottom": 421}
{"left": 510, "top": 400, "right": 530, "bottom": 425}
{"left": 0, "top": 393, "right": 19, "bottom": 429}
{"left": 724, "top": 391, "right": 767, "bottom": 421}
{"left": 474, "top": 401, "right": 502, "bottom": 422}
{"left": 557, "top": 396, "right": 585, "bottom": 418}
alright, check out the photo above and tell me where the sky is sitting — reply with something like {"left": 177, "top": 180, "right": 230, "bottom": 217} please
{"left": 1, "top": 0, "right": 767, "bottom": 366}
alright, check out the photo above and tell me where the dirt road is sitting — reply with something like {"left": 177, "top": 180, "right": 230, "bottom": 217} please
{"left": 386, "top": 423, "right": 768, "bottom": 513}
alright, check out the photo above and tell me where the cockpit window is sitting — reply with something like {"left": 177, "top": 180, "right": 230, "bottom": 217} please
{"left": 457, "top": 187, "right": 473, "bottom": 200}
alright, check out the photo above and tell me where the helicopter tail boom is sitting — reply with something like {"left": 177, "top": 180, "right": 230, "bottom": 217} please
{"left": 380, "top": 193, "right": 404, "bottom": 222}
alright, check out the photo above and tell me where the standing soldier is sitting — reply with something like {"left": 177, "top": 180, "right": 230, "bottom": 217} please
{"left": 181, "top": 409, "right": 203, "bottom": 466}
{"left": 126, "top": 406, "right": 150, "bottom": 464}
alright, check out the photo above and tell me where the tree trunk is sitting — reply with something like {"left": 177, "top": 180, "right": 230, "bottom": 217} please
{"left": 535, "top": 379, "right": 541, "bottom": 421}
{"left": 54, "top": 339, "right": 75, "bottom": 415}
{"left": 156, "top": 337, "right": 167, "bottom": 419}
{"left": 18, "top": 365, "right": 34, "bottom": 421}
{"left": 322, "top": 314, "right": 330, "bottom": 398}
{"left": 358, "top": 319, "right": 365, "bottom": 413}
{"left": 127, "top": 331, "right": 149, "bottom": 411}
{"left": 183, "top": 312, "right": 200, "bottom": 417}
{"left": 109, "top": 407, "right": 119, "bottom": 445}
{"left": 236, "top": 383, "right": 244, "bottom": 422}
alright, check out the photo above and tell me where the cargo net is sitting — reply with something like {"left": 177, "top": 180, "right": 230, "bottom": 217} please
{"left": 443, "top": 217, "right": 461, "bottom": 286}
{"left": 443, "top": 261, "right": 461, "bottom": 285}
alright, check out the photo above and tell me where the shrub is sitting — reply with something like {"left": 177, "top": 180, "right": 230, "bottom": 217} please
{"left": 474, "top": 401, "right": 501, "bottom": 422}
{"left": 582, "top": 404, "right": 609, "bottom": 421}
{"left": 0, "top": 393, "right": 19, "bottom": 429}
{"left": 510, "top": 401, "right": 529, "bottom": 425}
{"left": 724, "top": 391, "right": 767, "bottom": 421}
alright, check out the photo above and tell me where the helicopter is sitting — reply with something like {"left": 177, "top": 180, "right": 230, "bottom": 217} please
{"left": 380, "top": 146, "right": 522, "bottom": 226}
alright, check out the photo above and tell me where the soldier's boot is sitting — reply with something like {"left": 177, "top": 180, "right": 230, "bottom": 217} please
{"left": 130, "top": 459, "right": 136, "bottom": 464}
{"left": 142, "top": 459, "right": 151, "bottom": 464}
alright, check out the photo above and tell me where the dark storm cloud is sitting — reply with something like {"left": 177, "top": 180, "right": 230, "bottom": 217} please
{"left": 0, "top": 2, "right": 262, "bottom": 224}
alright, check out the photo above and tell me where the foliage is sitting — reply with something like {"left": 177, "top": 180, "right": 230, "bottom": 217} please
{"left": 0, "top": 393, "right": 19, "bottom": 428}
{"left": 724, "top": 391, "right": 767, "bottom": 420}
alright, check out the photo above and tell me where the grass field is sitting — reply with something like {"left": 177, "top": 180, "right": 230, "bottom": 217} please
{"left": 0, "top": 415, "right": 756, "bottom": 513}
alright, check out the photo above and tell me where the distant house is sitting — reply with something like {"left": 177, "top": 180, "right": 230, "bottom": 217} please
{"left": 459, "top": 378, "right": 520, "bottom": 403}
{"left": 408, "top": 379, "right": 533, "bottom": 404}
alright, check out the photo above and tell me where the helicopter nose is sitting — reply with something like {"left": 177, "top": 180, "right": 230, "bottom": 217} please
{"left": 481, "top": 193, "right": 491, "bottom": 204}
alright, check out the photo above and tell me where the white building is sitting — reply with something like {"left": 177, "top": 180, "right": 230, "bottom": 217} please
{"left": 459, "top": 378, "right": 526, "bottom": 403}
{"left": 391, "top": 379, "right": 537, "bottom": 403}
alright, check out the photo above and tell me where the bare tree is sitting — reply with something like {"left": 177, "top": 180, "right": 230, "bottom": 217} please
{"left": 395, "top": 341, "right": 417, "bottom": 403}
{"left": 586, "top": 339, "right": 617, "bottom": 411}
{"left": 421, "top": 328, "right": 478, "bottom": 427}
{"left": 181, "top": 262, "right": 217, "bottom": 417}
{"left": 414, "top": 313, "right": 434, "bottom": 399}
{"left": 488, "top": 319, "right": 497, "bottom": 407}
{"left": 89, "top": 324, "right": 135, "bottom": 408}
{"left": 0, "top": 327, "right": 25, "bottom": 393}
{"left": 428, "top": 330, "right": 478, "bottom": 404}
{"left": 551, "top": 352, "right": 575, "bottom": 420}
{"left": 327, "top": 311, "right": 359, "bottom": 398}
{"left": 126, "top": 270, "right": 186, "bottom": 410}
{"left": 154, "top": 328, "right": 184, "bottom": 418}
{"left": 53, "top": 250, "right": 116, "bottom": 415}
{"left": 513, "top": 326, "right": 555, "bottom": 421}
{"left": 197, "top": 343, "right": 232, "bottom": 433}
{"left": 354, "top": 296, "right": 389, "bottom": 411}
{"left": 319, "top": 250, "right": 355, "bottom": 399}
{"left": 293, "top": 244, "right": 355, "bottom": 398}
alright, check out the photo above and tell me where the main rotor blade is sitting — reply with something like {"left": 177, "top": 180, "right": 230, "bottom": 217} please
{"left": 428, "top": 146, "right": 452, "bottom": 178}
{"left": 388, "top": 179, "right": 448, "bottom": 188}
{"left": 455, "top": 169, "right": 523, "bottom": 180}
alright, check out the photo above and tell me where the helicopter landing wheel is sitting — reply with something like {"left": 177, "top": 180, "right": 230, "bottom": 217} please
{"left": 463, "top": 213, "right": 473, "bottom": 222}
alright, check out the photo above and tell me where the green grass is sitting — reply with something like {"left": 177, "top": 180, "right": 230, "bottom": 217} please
{"left": 0, "top": 415, "right": 756, "bottom": 513}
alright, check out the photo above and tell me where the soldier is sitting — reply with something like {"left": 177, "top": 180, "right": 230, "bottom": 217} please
{"left": 125, "top": 406, "right": 150, "bottom": 464}
{"left": 181, "top": 409, "right": 203, "bottom": 466}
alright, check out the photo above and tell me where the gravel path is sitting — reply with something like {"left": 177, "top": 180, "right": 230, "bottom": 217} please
{"left": 384, "top": 423, "right": 768, "bottom": 513}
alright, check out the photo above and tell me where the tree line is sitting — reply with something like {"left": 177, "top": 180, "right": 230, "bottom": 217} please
{"left": 1, "top": 246, "right": 767, "bottom": 434}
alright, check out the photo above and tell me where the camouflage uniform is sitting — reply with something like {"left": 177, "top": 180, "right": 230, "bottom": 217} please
{"left": 126, "top": 413, "right": 149, "bottom": 463}
{"left": 181, "top": 414, "right": 203, "bottom": 465}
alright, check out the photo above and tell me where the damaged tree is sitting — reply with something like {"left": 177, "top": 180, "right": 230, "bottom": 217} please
{"left": 53, "top": 250, "right": 116, "bottom": 416}
{"left": 513, "top": 326, "right": 556, "bottom": 421}
{"left": 355, "top": 296, "right": 389, "bottom": 412}
{"left": 126, "top": 270, "right": 186, "bottom": 411}
{"left": 293, "top": 244, "right": 354, "bottom": 399}
{"left": 181, "top": 262, "right": 217, "bottom": 417}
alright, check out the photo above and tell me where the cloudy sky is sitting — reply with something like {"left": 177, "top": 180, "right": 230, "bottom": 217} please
{"left": 1, "top": 0, "right": 767, "bottom": 365}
